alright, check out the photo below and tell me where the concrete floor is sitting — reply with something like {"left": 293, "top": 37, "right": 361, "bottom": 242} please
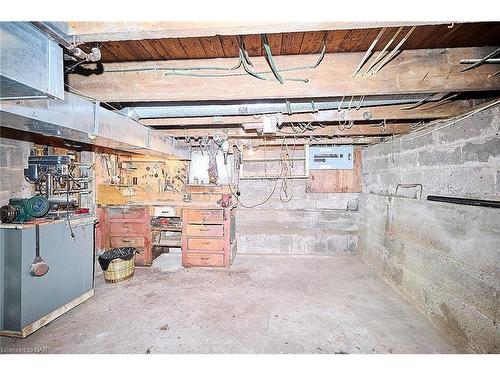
{"left": 1, "top": 253, "right": 464, "bottom": 354}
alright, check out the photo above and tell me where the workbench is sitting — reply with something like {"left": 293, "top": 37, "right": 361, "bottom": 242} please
{"left": 0, "top": 215, "right": 96, "bottom": 338}
{"left": 97, "top": 199, "right": 237, "bottom": 268}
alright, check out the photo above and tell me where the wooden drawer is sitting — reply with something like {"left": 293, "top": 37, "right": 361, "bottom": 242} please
{"left": 110, "top": 236, "right": 145, "bottom": 248}
{"left": 183, "top": 209, "right": 224, "bottom": 223}
{"left": 109, "top": 221, "right": 148, "bottom": 236}
{"left": 107, "top": 207, "right": 149, "bottom": 220}
{"left": 187, "top": 238, "right": 225, "bottom": 252}
{"left": 183, "top": 253, "right": 225, "bottom": 267}
{"left": 185, "top": 224, "right": 223, "bottom": 237}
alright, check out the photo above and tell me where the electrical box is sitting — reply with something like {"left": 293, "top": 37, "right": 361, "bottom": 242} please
{"left": 308, "top": 145, "right": 354, "bottom": 170}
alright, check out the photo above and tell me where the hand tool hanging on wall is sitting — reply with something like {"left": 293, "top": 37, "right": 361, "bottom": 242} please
{"left": 29, "top": 224, "right": 49, "bottom": 277}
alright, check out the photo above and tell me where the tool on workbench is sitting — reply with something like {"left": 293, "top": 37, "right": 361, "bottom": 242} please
{"left": 29, "top": 224, "right": 49, "bottom": 277}
{"left": 0, "top": 195, "right": 50, "bottom": 223}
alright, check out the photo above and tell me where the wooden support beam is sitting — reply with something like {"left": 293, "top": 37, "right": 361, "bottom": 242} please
{"left": 159, "top": 124, "right": 411, "bottom": 138}
{"left": 246, "top": 137, "right": 382, "bottom": 146}
{"left": 143, "top": 101, "right": 474, "bottom": 127}
{"left": 67, "top": 22, "right": 445, "bottom": 42}
{"left": 67, "top": 48, "right": 500, "bottom": 102}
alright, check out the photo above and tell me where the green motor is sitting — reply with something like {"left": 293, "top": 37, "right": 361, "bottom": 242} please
{"left": 0, "top": 195, "right": 50, "bottom": 223}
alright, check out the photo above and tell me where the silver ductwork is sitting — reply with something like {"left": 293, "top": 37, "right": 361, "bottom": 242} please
{"left": 0, "top": 92, "right": 190, "bottom": 160}
{"left": 0, "top": 22, "right": 64, "bottom": 100}
{"left": 30, "top": 22, "right": 101, "bottom": 63}
{"left": 121, "top": 94, "right": 433, "bottom": 119}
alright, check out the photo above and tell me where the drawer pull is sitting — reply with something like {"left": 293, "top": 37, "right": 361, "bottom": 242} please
{"left": 200, "top": 257, "right": 210, "bottom": 260}
{"left": 201, "top": 241, "right": 210, "bottom": 245}
{"left": 199, "top": 227, "right": 209, "bottom": 232}
{"left": 121, "top": 239, "right": 131, "bottom": 243}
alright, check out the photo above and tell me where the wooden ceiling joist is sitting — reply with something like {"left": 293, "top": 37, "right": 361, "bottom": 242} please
{"left": 159, "top": 124, "right": 412, "bottom": 139}
{"left": 67, "top": 47, "right": 500, "bottom": 103}
{"left": 67, "top": 22, "right": 446, "bottom": 43}
{"left": 141, "top": 100, "right": 475, "bottom": 127}
{"left": 247, "top": 137, "right": 382, "bottom": 146}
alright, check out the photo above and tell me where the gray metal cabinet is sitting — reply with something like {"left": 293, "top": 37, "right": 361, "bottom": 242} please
{"left": 0, "top": 216, "right": 95, "bottom": 337}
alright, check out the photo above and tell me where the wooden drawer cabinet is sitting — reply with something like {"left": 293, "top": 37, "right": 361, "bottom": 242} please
{"left": 184, "top": 253, "right": 225, "bottom": 267}
{"left": 181, "top": 207, "right": 235, "bottom": 268}
{"left": 109, "top": 221, "right": 148, "bottom": 236}
{"left": 96, "top": 206, "right": 153, "bottom": 267}
{"left": 187, "top": 238, "right": 225, "bottom": 251}
{"left": 185, "top": 224, "right": 224, "bottom": 237}
{"left": 106, "top": 207, "right": 149, "bottom": 220}
{"left": 183, "top": 209, "right": 224, "bottom": 223}
{"left": 110, "top": 236, "right": 145, "bottom": 248}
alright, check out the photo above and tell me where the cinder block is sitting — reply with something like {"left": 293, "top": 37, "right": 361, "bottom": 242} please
{"left": 436, "top": 109, "right": 496, "bottom": 144}
{"left": 400, "top": 132, "right": 435, "bottom": 151}
{"left": 358, "top": 193, "right": 500, "bottom": 353}
{"left": 418, "top": 147, "right": 462, "bottom": 167}
{"left": 496, "top": 170, "right": 500, "bottom": 194}
{"left": 0, "top": 146, "right": 9, "bottom": 168}
{"left": 461, "top": 137, "right": 500, "bottom": 163}
{"left": 385, "top": 257, "right": 496, "bottom": 353}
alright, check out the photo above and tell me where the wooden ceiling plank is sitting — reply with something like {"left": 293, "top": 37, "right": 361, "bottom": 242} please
{"left": 243, "top": 34, "right": 263, "bottom": 56}
{"left": 300, "top": 31, "right": 327, "bottom": 54}
{"left": 137, "top": 40, "right": 163, "bottom": 60}
{"left": 266, "top": 33, "right": 283, "bottom": 55}
{"left": 102, "top": 41, "right": 136, "bottom": 61}
{"left": 403, "top": 25, "right": 440, "bottom": 50}
{"left": 353, "top": 28, "right": 382, "bottom": 53}
{"left": 219, "top": 35, "right": 240, "bottom": 58}
{"left": 445, "top": 23, "right": 486, "bottom": 48}
{"left": 325, "top": 30, "right": 350, "bottom": 53}
{"left": 98, "top": 45, "right": 120, "bottom": 62}
{"left": 424, "top": 23, "right": 465, "bottom": 48}
{"left": 124, "top": 40, "right": 155, "bottom": 60}
{"left": 199, "top": 36, "right": 225, "bottom": 58}
{"left": 67, "top": 48, "right": 500, "bottom": 102}
{"left": 178, "top": 37, "right": 207, "bottom": 59}
{"left": 338, "top": 29, "right": 371, "bottom": 53}
{"left": 158, "top": 38, "right": 189, "bottom": 59}
{"left": 281, "top": 32, "right": 304, "bottom": 55}
{"left": 146, "top": 39, "right": 172, "bottom": 60}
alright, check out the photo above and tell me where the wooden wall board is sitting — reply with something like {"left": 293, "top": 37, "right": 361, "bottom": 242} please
{"left": 306, "top": 147, "right": 362, "bottom": 193}
{"left": 95, "top": 153, "right": 188, "bottom": 206}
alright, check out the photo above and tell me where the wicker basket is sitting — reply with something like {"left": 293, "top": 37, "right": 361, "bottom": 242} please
{"left": 103, "top": 255, "right": 135, "bottom": 283}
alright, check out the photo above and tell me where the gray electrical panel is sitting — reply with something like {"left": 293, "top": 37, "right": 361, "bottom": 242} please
{"left": 308, "top": 145, "right": 354, "bottom": 170}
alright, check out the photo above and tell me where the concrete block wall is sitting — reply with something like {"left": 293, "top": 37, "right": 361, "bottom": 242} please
{"left": 358, "top": 105, "right": 500, "bottom": 353}
{"left": 0, "top": 137, "right": 34, "bottom": 206}
{"left": 362, "top": 105, "right": 499, "bottom": 199}
{"left": 236, "top": 179, "right": 359, "bottom": 255}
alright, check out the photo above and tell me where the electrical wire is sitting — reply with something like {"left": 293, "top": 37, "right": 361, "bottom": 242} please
{"left": 100, "top": 40, "right": 325, "bottom": 83}
{"left": 382, "top": 98, "right": 500, "bottom": 144}
{"left": 362, "top": 26, "right": 404, "bottom": 77}
{"left": 225, "top": 136, "right": 297, "bottom": 208}
{"left": 262, "top": 34, "right": 285, "bottom": 84}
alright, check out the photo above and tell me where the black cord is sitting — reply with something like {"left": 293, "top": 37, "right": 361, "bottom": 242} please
{"left": 66, "top": 176, "right": 76, "bottom": 239}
